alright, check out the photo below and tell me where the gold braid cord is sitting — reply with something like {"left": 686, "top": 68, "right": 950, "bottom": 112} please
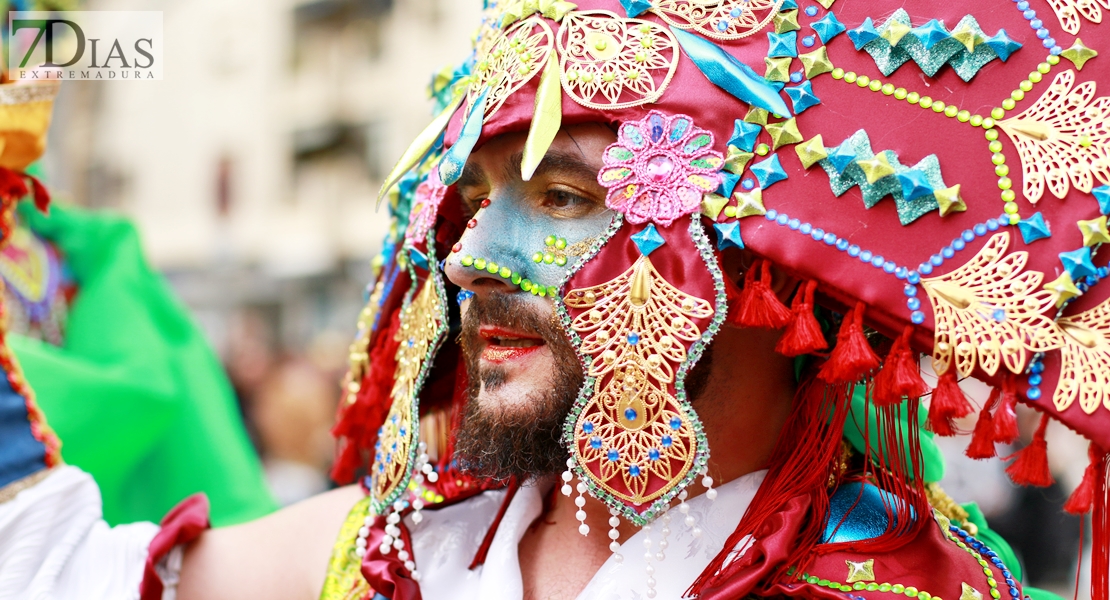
{"left": 468, "top": 16, "right": 554, "bottom": 120}
{"left": 650, "top": 0, "right": 784, "bottom": 41}
{"left": 566, "top": 255, "right": 712, "bottom": 507}
{"left": 1055, "top": 298, "right": 1110, "bottom": 415}
{"left": 369, "top": 277, "right": 444, "bottom": 508}
{"left": 1044, "top": 0, "right": 1110, "bottom": 35}
{"left": 342, "top": 278, "right": 386, "bottom": 406}
{"left": 557, "top": 10, "right": 678, "bottom": 110}
{"left": 998, "top": 70, "right": 1110, "bottom": 204}
{"left": 922, "top": 232, "right": 1063, "bottom": 378}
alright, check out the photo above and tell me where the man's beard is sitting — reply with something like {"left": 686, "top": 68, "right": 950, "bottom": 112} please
{"left": 452, "top": 292, "right": 715, "bottom": 481}
{"left": 454, "top": 292, "right": 583, "bottom": 480}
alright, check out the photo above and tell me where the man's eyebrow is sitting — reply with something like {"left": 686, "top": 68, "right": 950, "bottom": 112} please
{"left": 506, "top": 149, "right": 601, "bottom": 182}
{"left": 456, "top": 161, "right": 486, "bottom": 191}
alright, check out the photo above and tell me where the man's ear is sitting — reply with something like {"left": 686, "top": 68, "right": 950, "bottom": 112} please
{"left": 719, "top": 247, "right": 800, "bottom": 303}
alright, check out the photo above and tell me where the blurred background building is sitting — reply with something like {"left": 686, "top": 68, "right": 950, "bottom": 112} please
{"left": 41, "top": 0, "right": 480, "bottom": 504}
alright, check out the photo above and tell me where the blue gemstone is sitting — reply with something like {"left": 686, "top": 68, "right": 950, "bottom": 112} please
{"left": 607, "top": 449, "right": 620, "bottom": 461}
{"left": 590, "top": 436, "right": 603, "bottom": 449}
{"left": 848, "top": 245, "right": 861, "bottom": 257}
{"left": 907, "top": 298, "right": 921, "bottom": 310}
{"left": 811, "top": 227, "right": 823, "bottom": 240}
{"left": 583, "top": 421, "right": 595, "bottom": 434}
{"left": 629, "top": 464, "right": 642, "bottom": 476}
{"left": 871, "top": 256, "right": 885, "bottom": 268}
{"left": 962, "top": 229, "right": 975, "bottom": 242}
{"left": 992, "top": 309, "right": 1007, "bottom": 322}
{"left": 788, "top": 218, "right": 801, "bottom": 229}
{"left": 953, "top": 239, "right": 966, "bottom": 251}
{"left": 800, "top": 223, "right": 813, "bottom": 234}
{"left": 942, "top": 247, "right": 955, "bottom": 259}
{"left": 669, "top": 416, "right": 682, "bottom": 430}
{"left": 805, "top": 6, "right": 818, "bottom": 16}
{"left": 883, "top": 261, "right": 896, "bottom": 273}
{"left": 1032, "top": 361, "right": 1045, "bottom": 374}
{"left": 730, "top": 7, "right": 742, "bottom": 17}
{"left": 717, "top": 19, "right": 729, "bottom": 31}
{"left": 908, "top": 272, "right": 921, "bottom": 284}
{"left": 837, "top": 239, "right": 849, "bottom": 251}
{"left": 766, "top": 209, "right": 778, "bottom": 220}
{"left": 1028, "top": 387, "right": 1042, "bottom": 400}
{"left": 627, "top": 333, "right": 641, "bottom": 345}
{"left": 661, "top": 435, "right": 673, "bottom": 447}
{"left": 1031, "top": 19, "right": 1043, "bottom": 29}
{"left": 1036, "top": 28, "right": 1049, "bottom": 39}
{"left": 624, "top": 407, "right": 638, "bottom": 421}
{"left": 986, "top": 220, "right": 998, "bottom": 231}
{"left": 802, "top": 36, "right": 816, "bottom": 48}
{"left": 919, "top": 264, "right": 934, "bottom": 275}
{"left": 860, "top": 250, "right": 873, "bottom": 262}
{"left": 930, "top": 254, "right": 944, "bottom": 266}
{"left": 911, "top": 311, "right": 925, "bottom": 324}
{"left": 902, "top": 289, "right": 915, "bottom": 303}
{"left": 778, "top": 214, "right": 790, "bottom": 225}
{"left": 648, "top": 448, "right": 661, "bottom": 461}
{"left": 824, "top": 233, "right": 837, "bottom": 245}
{"left": 1029, "top": 374, "right": 1043, "bottom": 386}
{"left": 790, "top": 71, "right": 804, "bottom": 83}
{"left": 742, "top": 178, "right": 756, "bottom": 190}
{"left": 895, "top": 267, "right": 908, "bottom": 279}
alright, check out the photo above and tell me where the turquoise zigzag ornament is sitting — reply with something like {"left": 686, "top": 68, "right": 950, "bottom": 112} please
{"left": 847, "top": 10, "right": 1021, "bottom": 81}
{"left": 817, "top": 130, "right": 952, "bottom": 226}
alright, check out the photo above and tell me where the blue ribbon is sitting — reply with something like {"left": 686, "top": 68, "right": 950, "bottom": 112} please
{"left": 439, "top": 87, "right": 490, "bottom": 186}
{"left": 671, "top": 28, "right": 792, "bottom": 118}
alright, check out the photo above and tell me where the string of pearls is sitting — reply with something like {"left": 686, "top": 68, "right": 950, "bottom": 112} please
{"left": 642, "top": 523, "right": 657, "bottom": 599}
{"left": 607, "top": 507, "right": 623, "bottom": 562}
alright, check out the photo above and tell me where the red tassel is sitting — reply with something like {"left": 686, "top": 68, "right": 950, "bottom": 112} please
{"left": 966, "top": 389, "right": 999, "bottom": 459}
{"left": 723, "top": 259, "right": 745, "bottom": 324}
{"left": 735, "top": 260, "right": 791, "bottom": 329}
{"left": 818, "top": 302, "right": 880, "bottom": 384}
{"left": 928, "top": 368, "right": 973, "bottom": 437}
{"left": 775, "top": 280, "right": 827, "bottom": 356}
{"left": 26, "top": 174, "right": 50, "bottom": 213}
{"left": 1065, "top": 444, "right": 1101, "bottom": 515}
{"left": 992, "top": 376, "right": 1019, "bottom": 445}
{"left": 872, "top": 326, "right": 929, "bottom": 406}
{"left": 1005, "top": 413, "right": 1054, "bottom": 487}
{"left": 0, "top": 168, "right": 27, "bottom": 202}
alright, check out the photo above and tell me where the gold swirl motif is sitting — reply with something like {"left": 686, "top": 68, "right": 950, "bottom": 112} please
{"left": 468, "top": 16, "right": 554, "bottom": 121}
{"left": 557, "top": 10, "right": 678, "bottom": 110}
{"left": 1043, "top": 0, "right": 1110, "bottom": 35}
{"left": 369, "top": 277, "right": 446, "bottom": 509}
{"left": 1055, "top": 299, "right": 1110, "bottom": 415}
{"left": 566, "top": 255, "right": 712, "bottom": 507}
{"left": 922, "top": 232, "right": 1063, "bottom": 378}
{"left": 998, "top": 70, "right": 1110, "bottom": 204}
{"left": 342, "top": 278, "right": 386, "bottom": 406}
{"left": 650, "top": 0, "right": 784, "bottom": 41}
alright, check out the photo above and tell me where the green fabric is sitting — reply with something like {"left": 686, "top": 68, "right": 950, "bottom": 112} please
{"left": 11, "top": 201, "right": 277, "bottom": 526}
{"left": 843, "top": 384, "right": 946, "bottom": 483}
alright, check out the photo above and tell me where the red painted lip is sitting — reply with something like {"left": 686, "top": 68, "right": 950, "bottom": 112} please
{"left": 479, "top": 325, "right": 545, "bottom": 364}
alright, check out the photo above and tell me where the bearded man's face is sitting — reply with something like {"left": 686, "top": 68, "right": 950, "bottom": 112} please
{"left": 444, "top": 124, "right": 617, "bottom": 480}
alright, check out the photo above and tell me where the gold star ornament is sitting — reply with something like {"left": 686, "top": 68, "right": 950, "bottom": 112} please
{"left": 960, "top": 582, "right": 983, "bottom": 600}
{"left": 773, "top": 9, "right": 800, "bottom": 34}
{"left": 765, "top": 57, "right": 792, "bottom": 82}
{"left": 1061, "top": 38, "right": 1098, "bottom": 71}
{"left": 845, "top": 559, "right": 875, "bottom": 584}
{"left": 1044, "top": 272, "right": 1082, "bottom": 307}
{"left": 723, "top": 146, "right": 754, "bottom": 175}
{"left": 856, "top": 154, "right": 895, "bottom": 184}
{"left": 501, "top": 0, "right": 576, "bottom": 26}
{"left": 799, "top": 47, "right": 834, "bottom": 78}
{"left": 1078, "top": 215, "right": 1110, "bottom": 246}
{"left": 934, "top": 185, "right": 967, "bottom": 217}
{"left": 701, "top": 193, "right": 730, "bottom": 220}
{"left": 766, "top": 118, "right": 803, "bottom": 150}
{"left": 796, "top": 134, "right": 828, "bottom": 169}
{"left": 728, "top": 188, "right": 766, "bottom": 218}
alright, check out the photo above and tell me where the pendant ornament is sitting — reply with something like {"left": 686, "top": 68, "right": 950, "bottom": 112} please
{"left": 651, "top": 0, "right": 785, "bottom": 41}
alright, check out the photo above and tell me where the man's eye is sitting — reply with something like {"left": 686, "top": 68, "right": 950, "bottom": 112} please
{"left": 546, "top": 189, "right": 590, "bottom": 209}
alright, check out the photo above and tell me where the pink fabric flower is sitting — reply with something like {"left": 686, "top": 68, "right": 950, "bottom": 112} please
{"left": 597, "top": 111, "right": 724, "bottom": 226}
{"left": 405, "top": 169, "right": 448, "bottom": 246}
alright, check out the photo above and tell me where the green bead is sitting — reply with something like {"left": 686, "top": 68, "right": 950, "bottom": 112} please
{"left": 998, "top": 177, "right": 1012, "bottom": 190}
{"left": 982, "top": 117, "right": 996, "bottom": 129}
{"left": 1001, "top": 189, "right": 1016, "bottom": 202}
{"left": 817, "top": 579, "right": 830, "bottom": 587}
{"left": 985, "top": 129, "right": 999, "bottom": 141}
{"left": 970, "top": 115, "right": 984, "bottom": 127}
{"left": 906, "top": 91, "right": 920, "bottom": 104}
{"left": 1009, "top": 214, "right": 1020, "bottom": 225}
{"left": 991, "top": 153, "right": 1006, "bottom": 166}
{"left": 543, "top": 253, "right": 555, "bottom": 264}
{"left": 1038, "top": 62, "right": 1052, "bottom": 73}
{"left": 944, "top": 105, "right": 959, "bottom": 117}
{"left": 866, "top": 583, "right": 879, "bottom": 591}
{"left": 853, "top": 582, "right": 866, "bottom": 590}
{"left": 544, "top": 235, "right": 556, "bottom": 247}
{"left": 1011, "top": 89, "right": 1024, "bottom": 101}
{"left": 869, "top": 79, "right": 882, "bottom": 92}
{"left": 989, "top": 140, "right": 1003, "bottom": 153}
{"left": 987, "top": 577, "right": 997, "bottom": 587}
{"left": 892, "top": 584, "right": 905, "bottom": 594}
{"left": 843, "top": 72, "right": 857, "bottom": 83}
{"left": 957, "top": 110, "right": 971, "bottom": 122}
{"left": 1048, "top": 54, "right": 1060, "bottom": 65}
{"left": 856, "top": 75, "right": 870, "bottom": 87}
{"left": 1004, "top": 202, "right": 1019, "bottom": 215}
{"left": 807, "top": 577, "right": 820, "bottom": 585}
{"left": 555, "top": 237, "right": 567, "bottom": 249}
{"left": 537, "top": 287, "right": 547, "bottom": 297}
{"left": 995, "top": 165, "right": 1009, "bottom": 177}
{"left": 474, "top": 258, "right": 487, "bottom": 270}
{"left": 831, "top": 68, "right": 844, "bottom": 80}
{"left": 1019, "top": 80, "right": 1034, "bottom": 92}
{"left": 547, "top": 286, "right": 558, "bottom": 297}
{"left": 521, "top": 280, "right": 532, "bottom": 291}
{"left": 894, "top": 88, "right": 908, "bottom": 100}
{"left": 461, "top": 255, "right": 474, "bottom": 267}
{"left": 905, "top": 586, "right": 918, "bottom": 596}
{"left": 756, "top": 143, "right": 770, "bottom": 156}
{"left": 1002, "top": 98, "right": 1016, "bottom": 110}
{"left": 499, "top": 266, "right": 512, "bottom": 278}
{"left": 919, "top": 593, "right": 932, "bottom": 600}
{"left": 487, "top": 262, "right": 500, "bottom": 274}
{"left": 511, "top": 273, "right": 522, "bottom": 285}
{"left": 1029, "top": 71, "right": 1042, "bottom": 83}
{"left": 879, "top": 584, "right": 892, "bottom": 592}
{"left": 881, "top": 83, "right": 895, "bottom": 95}
{"left": 919, "top": 96, "right": 933, "bottom": 108}
{"left": 532, "top": 252, "right": 543, "bottom": 263}
{"left": 990, "top": 589, "right": 1001, "bottom": 599}
{"left": 555, "top": 256, "right": 568, "bottom": 267}
{"left": 991, "top": 107, "right": 1005, "bottom": 119}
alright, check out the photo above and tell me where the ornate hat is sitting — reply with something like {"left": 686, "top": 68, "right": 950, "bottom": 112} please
{"left": 334, "top": 0, "right": 1110, "bottom": 595}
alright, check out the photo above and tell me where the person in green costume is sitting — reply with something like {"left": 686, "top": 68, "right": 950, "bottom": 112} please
{"left": 6, "top": 198, "right": 277, "bottom": 526}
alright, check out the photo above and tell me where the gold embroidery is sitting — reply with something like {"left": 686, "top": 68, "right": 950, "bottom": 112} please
{"left": 923, "top": 232, "right": 1063, "bottom": 378}
{"left": 1055, "top": 297, "right": 1110, "bottom": 415}
{"left": 998, "top": 70, "right": 1110, "bottom": 204}
{"left": 369, "top": 277, "right": 446, "bottom": 509}
{"left": 557, "top": 10, "right": 678, "bottom": 110}
{"left": 1044, "top": 0, "right": 1110, "bottom": 35}
{"left": 343, "top": 278, "right": 386, "bottom": 406}
{"left": 469, "top": 16, "right": 554, "bottom": 120}
{"left": 318, "top": 496, "right": 373, "bottom": 600}
{"left": 566, "top": 256, "right": 712, "bottom": 506}
{"left": 651, "top": 0, "right": 784, "bottom": 41}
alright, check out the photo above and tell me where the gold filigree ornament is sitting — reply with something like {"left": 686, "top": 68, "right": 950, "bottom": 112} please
{"left": 1054, "top": 297, "right": 1110, "bottom": 414}
{"left": 468, "top": 16, "right": 555, "bottom": 120}
{"left": 556, "top": 10, "right": 678, "bottom": 110}
{"left": 1045, "top": 0, "right": 1110, "bottom": 35}
{"left": 565, "top": 255, "right": 713, "bottom": 514}
{"left": 998, "top": 69, "right": 1110, "bottom": 204}
{"left": 343, "top": 278, "right": 387, "bottom": 406}
{"left": 650, "top": 0, "right": 784, "bottom": 41}
{"left": 923, "top": 232, "right": 1064, "bottom": 378}
{"left": 368, "top": 270, "right": 449, "bottom": 513}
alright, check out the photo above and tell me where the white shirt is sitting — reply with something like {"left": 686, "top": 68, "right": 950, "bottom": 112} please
{"left": 409, "top": 470, "right": 766, "bottom": 600}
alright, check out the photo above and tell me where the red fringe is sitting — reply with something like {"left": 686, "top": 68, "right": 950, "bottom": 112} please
{"left": 872, "top": 326, "right": 928, "bottom": 407}
{"left": 992, "top": 376, "right": 1019, "bottom": 445}
{"left": 817, "top": 303, "right": 880, "bottom": 384}
{"left": 26, "top": 174, "right": 50, "bottom": 213}
{"left": 1065, "top": 444, "right": 1103, "bottom": 515}
{"left": 0, "top": 168, "right": 27, "bottom": 202}
{"left": 734, "top": 260, "right": 791, "bottom": 329}
{"left": 329, "top": 308, "right": 402, "bottom": 484}
{"left": 775, "top": 280, "right": 827, "bottom": 357}
{"left": 927, "top": 369, "right": 972, "bottom": 437}
{"left": 1092, "top": 448, "right": 1109, "bottom": 600}
{"left": 965, "top": 389, "right": 999, "bottom": 460}
{"left": 1005, "top": 413, "right": 1054, "bottom": 487}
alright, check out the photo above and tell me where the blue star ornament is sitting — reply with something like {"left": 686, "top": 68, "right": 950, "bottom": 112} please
{"left": 751, "top": 155, "right": 789, "bottom": 189}
{"left": 897, "top": 170, "right": 934, "bottom": 201}
{"left": 631, "top": 224, "right": 667, "bottom": 256}
{"left": 1017, "top": 212, "right": 1052, "bottom": 244}
{"left": 848, "top": 17, "right": 880, "bottom": 50}
{"left": 785, "top": 80, "right": 821, "bottom": 114}
{"left": 618, "top": 0, "right": 653, "bottom": 17}
{"left": 911, "top": 19, "right": 950, "bottom": 50}
{"left": 984, "top": 29, "right": 1022, "bottom": 61}
{"left": 811, "top": 12, "right": 846, "bottom": 44}
{"left": 1094, "top": 185, "right": 1110, "bottom": 215}
{"left": 714, "top": 221, "right": 745, "bottom": 250}
{"left": 729, "top": 120, "right": 762, "bottom": 152}
{"left": 1060, "top": 247, "right": 1098, "bottom": 280}
{"left": 718, "top": 171, "right": 741, "bottom": 198}
{"left": 826, "top": 141, "right": 857, "bottom": 173}
{"left": 768, "top": 31, "right": 798, "bottom": 58}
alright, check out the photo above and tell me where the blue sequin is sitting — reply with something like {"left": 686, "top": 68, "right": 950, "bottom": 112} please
{"left": 1029, "top": 374, "right": 1043, "bottom": 386}
{"left": 895, "top": 267, "right": 908, "bottom": 279}
{"left": 800, "top": 223, "right": 813, "bottom": 234}
{"left": 837, "top": 239, "right": 850, "bottom": 251}
{"left": 904, "top": 285, "right": 918, "bottom": 297}
{"left": 985, "top": 220, "right": 998, "bottom": 232}
{"left": 1032, "top": 361, "right": 1045, "bottom": 374}
{"left": 766, "top": 209, "right": 778, "bottom": 219}
{"left": 930, "top": 254, "right": 944, "bottom": 266}
{"left": 824, "top": 233, "right": 837, "bottom": 245}
{"left": 778, "top": 214, "right": 790, "bottom": 225}
{"left": 648, "top": 448, "right": 661, "bottom": 461}
{"left": 805, "top": 5, "right": 818, "bottom": 16}
{"left": 742, "top": 178, "right": 756, "bottom": 190}
{"left": 661, "top": 435, "right": 673, "bottom": 447}
{"left": 669, "top": 416, "right": 682, "bottom": 430}
{"left": 811, "top": 227, "right": 823, "bottom": 240}
{"left": 802, "top": 36, "right": 815, "bottom": 47}
{"left": 590, "top": 436, "right": 603, "bottom": 449}
{"left": 629, "top": 464, "right": 642, "bottom": 476}
{"left": 907, "top": 298, "right": 921, "bottom": 311}
{"left": 942, "top": 247, "right": 955, "bottom": 259}
{"left": 908, "top": 272, "right": 921, "bottom": 284}
{"left": 788, "top": 218, "right": 801, "bottom": 230}
{"left": 860, "top": 250, "right": 873, "bottom": 262}
{"left": 607, "top": 449, "right": 620, "bottom": 461}
{"left": 953, "top": 239, "right": 966, "bottom": 251}
{"left": 911, "top": 311, "right": 925, "bottom": 324}
{"left": 1028, "top": 387, "right": 1042, "bottom": 400}
{"left": 848, "top": 245, "right": 861, "bottom": 257}
{"left": 919, "top": 264, "right": 934, "bottom": 275}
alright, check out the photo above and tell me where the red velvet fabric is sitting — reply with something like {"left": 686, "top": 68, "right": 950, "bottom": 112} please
{"left": 139, "top": 493, "right": 211, "bottom": 600}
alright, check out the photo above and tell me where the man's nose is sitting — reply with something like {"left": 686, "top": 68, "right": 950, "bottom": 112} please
{"left": 444, "top": 247, "right": 524, "bottom": 296}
